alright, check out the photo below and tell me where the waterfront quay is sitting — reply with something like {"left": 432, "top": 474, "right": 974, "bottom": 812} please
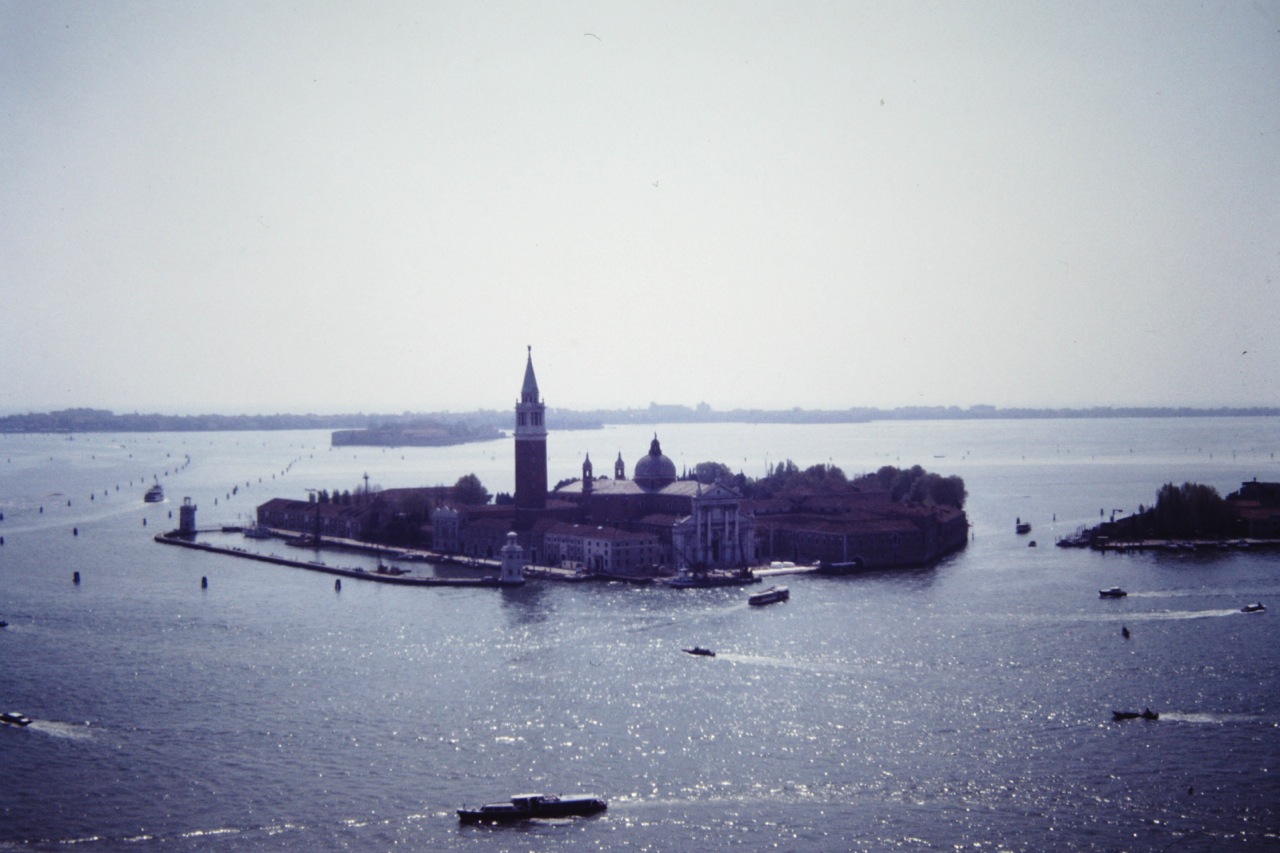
{"left": 154, "top": 528, "right": 817, "bottom": 589}
{"left": 1087, "top": 537, "right": 1280, "bottom": 554}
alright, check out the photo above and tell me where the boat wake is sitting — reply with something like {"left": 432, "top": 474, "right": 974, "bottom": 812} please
{"left": 28, "top": 719, "right": 93, "bottom": 740}
{"left": 1125, "top": 608, "right": 1245, "bottom": 621}
{"left": 1157, "top": 711, "right": 1261, "bottom": 724}
{"left": 1062, "top": 608, "right": 1242, "bottom": 624}
{"left": 713, "top": 652, "right": 859, "bottom": 678}
{"left": 1127, "top": 587, "right": 1280, "bottom": 600}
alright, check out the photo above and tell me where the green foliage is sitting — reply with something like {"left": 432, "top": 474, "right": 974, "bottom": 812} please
{"left": 692, "top": 461, "right": 734, "bottom": 484}
{"left": 853, "top": 465, "right": 966, "bottom": 509}
{"left": 453, "top": 473, "right": 491, "bottom": 506}
{"left": 735, "top": 460, "right": 850, "bottom": 498}
{"left": 1148, "top": 481, "right": 1232, "bottom": 538}
{"left": 667, "top": 457, "right": 965, "bottom": 508}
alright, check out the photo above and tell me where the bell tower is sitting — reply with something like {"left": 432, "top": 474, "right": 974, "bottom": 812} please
{"left": 514, "top": 346, "right": 547, "bottom": 510}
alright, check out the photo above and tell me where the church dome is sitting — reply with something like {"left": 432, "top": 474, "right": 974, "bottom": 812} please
{"left": 633, "top": 434, "right": 677, "bottom": 491}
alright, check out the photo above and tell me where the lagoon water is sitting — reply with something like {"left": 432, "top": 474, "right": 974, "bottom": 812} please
{"left": 1, "top": 418, "right": 1278, "bottom": 851}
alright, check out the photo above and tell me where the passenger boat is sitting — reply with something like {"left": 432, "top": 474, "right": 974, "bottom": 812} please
{"left": 748, "top": 585, "right": 790, "bottom": 606}
{"left": 457, "top": 793, "right": 607, "bottom": 823}
{"left": 682, "top": 646, "right": 715, "bottom": 657}
{"left": 1, "top": 711, "right": 33, "bottom": 727}
{"left": 144, "top": 481, "right": 165, "bottom": 503}
{"left": 1241, "top": 602, "right": 1266, "bottom": 613}
{"left": 1099, "top": 587, "right": 1127, "bottom": 598}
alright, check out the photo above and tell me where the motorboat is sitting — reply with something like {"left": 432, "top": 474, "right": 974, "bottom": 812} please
{"left": 457, "top": 793, "right": 607, "bottom": 823}
{"left": 1113, "top": 708, "right": 1159, "bottom": 721}
{"left": 1241, "top": 602, "right": 1266, "bottom": 613}
{"left": 748, "top": 585, "right": 790, "bottom": 606}
{"left": 1016, "top": 520, "right": 1031, "bottom": 534}
{"left": 1099, "top": 587, "right": 1127, "bottom": 598}
{"left": 682, "top": 646, "right": 715, "bottom": 657}
{"left": 1, "top": 711, "right": 32, "bottom": 727}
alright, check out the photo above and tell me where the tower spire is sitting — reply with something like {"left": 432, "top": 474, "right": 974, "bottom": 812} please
{"left": 521, "top": 345, "right": 540, "bottom": 403}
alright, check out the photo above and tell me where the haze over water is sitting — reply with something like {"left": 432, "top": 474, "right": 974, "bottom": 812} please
{"left": 1, "top": 416, "right": 1278, "bottom": 850}
{"left": 3, "top": 4, "right": 1278, "bottom": 414}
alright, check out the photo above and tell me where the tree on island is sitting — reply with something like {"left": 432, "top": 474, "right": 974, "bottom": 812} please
{"left": 1144, "top": 482, "right": 1232, "bottom": 539}
{"left": 453, "top": 473, "right": 491, "bottom": 506}
{"left": 696, "top": 459, "right": 966, "bottom": 509}
{"left": 857, "top": 465, "right": 967, "bottom": 509}
{"left": 690, "top": 461, "right": 735, "bottom": 484}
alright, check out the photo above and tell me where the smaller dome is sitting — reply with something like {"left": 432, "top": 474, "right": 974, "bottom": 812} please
{"left": 633, "top": 434, "right": 677, "bottom": 491}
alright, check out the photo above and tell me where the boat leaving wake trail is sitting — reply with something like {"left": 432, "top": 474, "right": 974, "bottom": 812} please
{"left": 713, "top": 652, "right": 859, "bottom": 678}
{"left": 28, "top": 720, "right": 93, "bottom": 740}
{"left": 1124, "top": 609, "right": 1244, "bottom": 621}
{"left": 1157, "top": 712, "right": 1262, "bottom": 724}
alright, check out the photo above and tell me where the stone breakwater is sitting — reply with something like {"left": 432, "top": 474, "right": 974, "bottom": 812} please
{"left": 153, "top": 532, "right": 513, "bottom": 587}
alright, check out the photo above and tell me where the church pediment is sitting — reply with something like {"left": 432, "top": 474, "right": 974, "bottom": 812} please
{"left": 698, "top": 481, "right": 741, "bottom": 501}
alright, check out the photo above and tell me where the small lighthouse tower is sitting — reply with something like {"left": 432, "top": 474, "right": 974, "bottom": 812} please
{"left": 178, "top": 497, "right": 198, "bottom": 536}
{"left": 498, "top": 531, "right": 527, "bottom": 585}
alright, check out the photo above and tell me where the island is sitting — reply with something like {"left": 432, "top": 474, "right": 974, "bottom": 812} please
{"left": 1060, "top": 479, "right": 1280, "bottom": 551}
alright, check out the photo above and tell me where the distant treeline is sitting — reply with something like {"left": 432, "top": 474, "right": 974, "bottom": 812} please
{"left": 585, "top": 402, "right": 1280, "bottom": 424}
{"left": 2, "top": 403, "right": 1275, "bottom": 435}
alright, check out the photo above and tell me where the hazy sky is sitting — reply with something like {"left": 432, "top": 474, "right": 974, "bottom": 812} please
{"left": 3, "top": 2, "right": 1277, "bottom": 415}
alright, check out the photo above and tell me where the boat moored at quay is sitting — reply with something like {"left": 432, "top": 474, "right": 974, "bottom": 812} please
{"left": 665, "top": 568, "right": 760, "bottom": 588}
{"left": 813, "top": 558, "right": 865, "bottom": 575}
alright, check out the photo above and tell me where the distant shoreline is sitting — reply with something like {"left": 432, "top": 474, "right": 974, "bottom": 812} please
{"left": 0, "top": 405, "right": 1275, "bottom": 435}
